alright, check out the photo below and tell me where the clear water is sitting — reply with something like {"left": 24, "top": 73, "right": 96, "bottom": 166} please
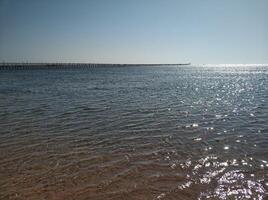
{"left": 0, "top": 65, "right": 267, "bottom": 199}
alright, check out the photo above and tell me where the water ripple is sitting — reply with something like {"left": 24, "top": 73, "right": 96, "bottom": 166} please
{"left": 0, "top": 65, "right": 267, "bottom": 199}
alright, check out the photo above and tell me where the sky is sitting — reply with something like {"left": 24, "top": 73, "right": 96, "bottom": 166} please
{"left": 0, "top": 0, "right": 267, "bottom": 64}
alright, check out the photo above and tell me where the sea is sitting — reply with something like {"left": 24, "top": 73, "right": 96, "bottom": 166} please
{"left": 0, "top": 64, "right": 267, "bottom": 199}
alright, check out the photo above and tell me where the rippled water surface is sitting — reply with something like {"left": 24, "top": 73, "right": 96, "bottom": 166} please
{"left": 0, "top": 65, "right": 267, "bottom": 199}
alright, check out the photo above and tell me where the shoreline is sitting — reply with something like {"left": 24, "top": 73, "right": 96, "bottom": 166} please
{"left": 0, "top": 63, "right": 191, "bottom": 69}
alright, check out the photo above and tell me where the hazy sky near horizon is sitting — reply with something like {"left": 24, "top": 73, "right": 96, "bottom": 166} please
{"left": 0, "top": 0, "right": 267, "bottom": 64}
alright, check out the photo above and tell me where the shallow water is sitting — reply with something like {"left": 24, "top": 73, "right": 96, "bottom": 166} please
{"left": 0, "top": 65, "right": 267, "bottom": 199}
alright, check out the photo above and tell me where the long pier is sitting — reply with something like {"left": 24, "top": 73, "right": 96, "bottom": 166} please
{"left": 0, "top": 63, "right": 191, "bottom": 70}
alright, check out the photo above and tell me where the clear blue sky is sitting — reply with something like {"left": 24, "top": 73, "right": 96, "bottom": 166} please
{"left": 0, "top": 0, "right": 267, "bottom": 64}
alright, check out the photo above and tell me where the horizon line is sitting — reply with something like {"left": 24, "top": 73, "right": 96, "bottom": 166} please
{"left": 1, "top": 62, "right": 268, "bottom": 65}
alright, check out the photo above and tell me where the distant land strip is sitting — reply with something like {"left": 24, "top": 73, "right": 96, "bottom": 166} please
{"left": 0, "top": 63, "right": 191, "bottom": 70}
